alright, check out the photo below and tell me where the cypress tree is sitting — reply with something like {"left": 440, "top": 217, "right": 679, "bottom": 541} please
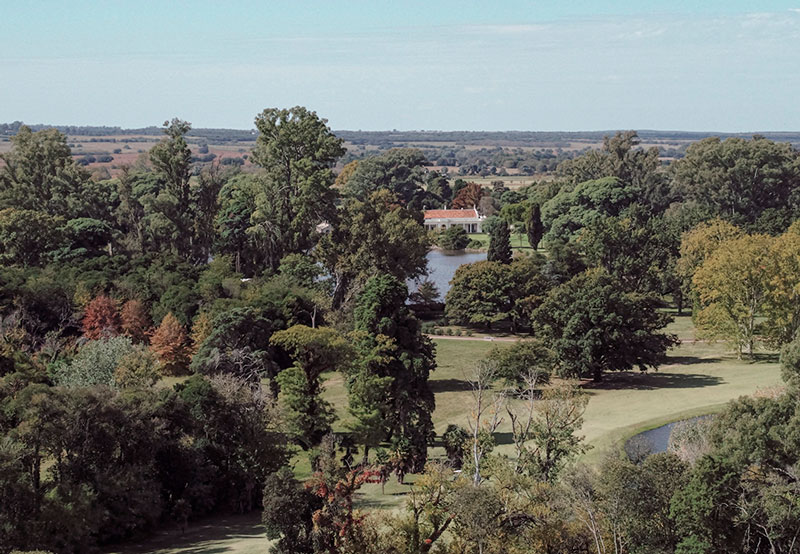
{"left": 527, "top": 202, "right": 544, "bottom": 250}
{"left": 488, "top": 220, "right": 512, "bottom": 264}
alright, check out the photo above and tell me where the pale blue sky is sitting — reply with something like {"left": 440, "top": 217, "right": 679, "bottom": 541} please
{"left": 1, "top": 1, "right": 799, "bottom": 131}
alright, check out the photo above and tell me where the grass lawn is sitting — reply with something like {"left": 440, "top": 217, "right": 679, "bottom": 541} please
{"left": 467, "top": 232, "right": 535, "bottom": 250}
{"left": 106, "top": 316, "right": 782, "bottom": 552}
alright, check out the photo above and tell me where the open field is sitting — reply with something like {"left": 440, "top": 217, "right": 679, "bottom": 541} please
{"left": 103, "top": 315, "right": 781, "bottom": 553}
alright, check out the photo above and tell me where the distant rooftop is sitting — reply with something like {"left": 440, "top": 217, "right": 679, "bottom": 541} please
{"left": 423, "top": 209, "right": 479, "bottom": 219}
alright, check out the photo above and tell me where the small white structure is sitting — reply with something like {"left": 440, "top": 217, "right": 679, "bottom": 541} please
{"left": 423, "top": 208, "right": 483, "bottom": 233}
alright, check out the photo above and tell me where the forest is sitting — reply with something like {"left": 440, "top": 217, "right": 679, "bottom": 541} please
{"left": 2, "top": 107, "right": 800, "bottom": 554}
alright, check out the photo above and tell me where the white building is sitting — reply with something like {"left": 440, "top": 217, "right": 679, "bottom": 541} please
{"left": 423, "top": 208, "right": 483, "bottom": 233}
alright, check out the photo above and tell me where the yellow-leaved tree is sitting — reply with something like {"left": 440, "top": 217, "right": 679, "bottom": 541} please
{"left": 693, "top": 233, "right": 773, "bottom": 358}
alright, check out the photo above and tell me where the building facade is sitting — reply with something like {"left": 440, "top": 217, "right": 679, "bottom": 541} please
{"left": 423, "top": 208, "right": 483, "bottom": 233}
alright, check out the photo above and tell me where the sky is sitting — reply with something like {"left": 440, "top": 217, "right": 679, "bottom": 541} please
{"left": 1, "top": 1, "right": 799, "bottom": 131}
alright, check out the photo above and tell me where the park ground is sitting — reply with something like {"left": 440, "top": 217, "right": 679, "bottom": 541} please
{"left": 105, "top": 314, "right": 782, "bottom": 553}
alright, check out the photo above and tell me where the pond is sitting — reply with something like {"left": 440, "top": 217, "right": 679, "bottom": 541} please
{"left": 408, "top": 249, "right": 486, "bottom": 300}
{"left": 627, "top": 415, "right": 713, "bottom": 454}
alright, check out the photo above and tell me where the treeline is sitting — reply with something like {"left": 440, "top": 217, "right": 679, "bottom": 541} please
{"left": 3, "top": 108, "right": 800, "bottom": 553}
{"left": 0, "top": 108, "right": 437, "bottom": 552}
{"left": 440, "top": 131, "right": 800, "bottom": 375}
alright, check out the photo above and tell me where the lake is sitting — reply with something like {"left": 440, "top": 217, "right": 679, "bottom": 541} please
{"left": 409, "top": 249, "right": 486, "bottom": 300}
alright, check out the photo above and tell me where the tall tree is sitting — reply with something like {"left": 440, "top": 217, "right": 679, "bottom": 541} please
{"left": 526, "top": 202, "right": 544, "bottom": 250}
{"left": 149, "top": 119, "right": 195, "bottom": 260}
{"left": 353, "top": 274, "right": 436, "bottom": 471}
{"left": 451, "top": 182, "right": 484, "bottom": 210}
{"left": 316, "top": 190, "right": 429, "bottom": 310}
{"left": 0, "top": 126, "right": 90, "bottom": 219}
{"left": 82, "top": 295, "right": 121, "bottom": 340}
{"left": 342, "top": 148, "right": 429, "bottom": 209}
{"left": 249, "top": 106, "right": 345, "bottom": 270}
{"left": 671, "top": 135, "right": 800, "bottom": 230}
{"left": 487, "top": 220, "right": 512, "bottom": 264}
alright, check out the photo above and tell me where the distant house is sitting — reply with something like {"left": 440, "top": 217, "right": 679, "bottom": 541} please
{"left": 423, "top": 208, "right": 483, "bottom": 233}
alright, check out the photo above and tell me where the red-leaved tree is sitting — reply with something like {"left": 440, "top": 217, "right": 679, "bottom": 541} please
{"left": 120, "top": 299, "right": 152, "bottom": 344}
{"left": 82, "top": 295, "right": 121, "bottom": 339}
{"left": 451, "top": 182, "right": 484, "bottom": 210}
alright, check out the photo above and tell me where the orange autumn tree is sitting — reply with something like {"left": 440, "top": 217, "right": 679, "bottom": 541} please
{"left": 120, "top": 299, "right": 152, "bottom": 344}
{"left": 82, "top": 295, "right": 121, "bottom": 339}
{"left": 150, "top": 312, "right": 190, "bottom": 374}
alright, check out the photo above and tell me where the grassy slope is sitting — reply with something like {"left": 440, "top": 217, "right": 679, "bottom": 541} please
{"left": 106, "top": 316, "right": 782, "bottom": 552}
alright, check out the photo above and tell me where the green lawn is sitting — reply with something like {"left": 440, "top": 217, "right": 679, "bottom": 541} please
{"left": 105, "top": 316, "right": 783, "bottom": 552}
{"left": 467, "top": 232, "right": 534, "bottom": 250}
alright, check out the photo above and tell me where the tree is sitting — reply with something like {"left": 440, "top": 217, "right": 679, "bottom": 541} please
{"left": 763, "top": 223, "right": 800, "bottom": 345}
{"left": 150, "top": 312, "right": 190, "bottom": 374}
{"left": 148, "top": 118, "right": 195, "bottom": 261}
{"left": 316, "top": 190, "right": 429, "bottom": 310}
{"left": 271, "top": 325, "right": 352, "bottom": 448}
{"left": 445, "top": 257, "right": 549, "bottom": 331}
{"left": 581, "top": 209, "right": 680, "bottom": 295}
{"left": 542, "top": 176, "right": 639, "bottom": 246}
{"left": 191, "top": 307, "right": 282, "bottom": 384}
{"left": 120, "top": 299, "right": 151, "bottom": 343}
{"left": 671, "top": 135, "right": 800, "bottom": 229}
{"left": 676, "top": 218, "right": 744, "bottom": 309}
{"left": 438, "top": 226, "right": 469, "bottom": 250}
{"left": 51, "top": 336, "right": 139, "bottom": 388}
{"left": 526, "top": 202, "right": 544, "bottom": 250}
{"left": 0, "top": 126, "right": 90, "bottom": 219}
{"left": 345, "top": 333, "right": 394, "bottom": 464}
{"left": 452, "top": 182, "right": 484, "bottom": 210}
{"left": 0, "top": 208, "right": 64, "bottom": 267}
{"left": 262, "top": 467, "right": 320, "bottom": 554}
{"left": 214, "top": 174, "right": 265, "bottom": 275}
{"left": 693, "top": 233, "right": 773, "bottom": 358}
{"left": 82, "top": 295, "right": 121, "bottom": 340}
{"left": 533, "top": 269, "right": 678, "bottom": 381}
{"left": 342, "top": 148, "right": 429, "bottom": 209}
{"left": 352, "top": 274, "right": 436, "bottom": 472}
{"left": 484, "top": 339, "right": 554, "bottom": 387}
{"left": 249, "top": 106, "right": 345, "bottom": 270}
{"left": 487, "top": 220, "right": 512, "bottom": 264}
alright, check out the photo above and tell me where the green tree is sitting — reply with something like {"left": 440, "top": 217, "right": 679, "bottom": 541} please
{"left": 342, "top": 148, "right": 429, "bottom": 209}
{"left": 316, "top": 190, "right": 429, "bottom": 310}
{"left": 0, "top": 126, "right": 90, "bottom": 219}
{"left": 526, "top": 202, "right": 544, "bottom": 250}
{"left": 214, "top": 173, "right": 265, "bottom": 275}
{"left": 438, "top": 226, "right": 469, "bottom": 250}
{"left": 0, "top": 208, "right": 64, "bottom": 267}
{"left": 484, "top": 339, "right": 553, "bottom": 387}
{"left": 671, "top": 135, "right": 800, "bottom": 229}
{"left": 271, "top": 325, "right": 351, "bottom": 448}
{"left": 191, "top": 307, "right": 282, "bottom": 383}
{"left": 533, "top": 268, "right": 678, "bottom": 381}
{"left": 487, "top": 220, "right": 512, "bottom": 264}
{"left": 148, "top": 118, "right": 195, "bottom": 261}
{"left": 353, "top": 274, "right": 436, "bottom": 472}
{"left": 250, "top": 106, "right": 345, "bottom": 270}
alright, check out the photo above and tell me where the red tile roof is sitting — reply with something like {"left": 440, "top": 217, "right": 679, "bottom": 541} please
{"left": 423, "top": 208, "right": 479, "bottom": 219}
